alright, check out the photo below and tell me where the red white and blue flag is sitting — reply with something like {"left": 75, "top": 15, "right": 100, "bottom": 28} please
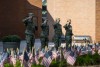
{"left": 63, "top": 50, "right": 76, "bottom": 66}
{"left": 52, "top": 51, "right": 57, "bottom": 60}
{"left": 67, "top": 55, "right": 76, "bottom": 65}
{"left": 39, "top": 51, "right": 45, "bottom": 58}
{"left": 41, "top": 56, "right": 52, "bottom": 67}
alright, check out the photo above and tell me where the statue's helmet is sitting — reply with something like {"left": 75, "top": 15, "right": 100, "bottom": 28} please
{"left": 28, "top": 13, "right": 34, "bottom": 16}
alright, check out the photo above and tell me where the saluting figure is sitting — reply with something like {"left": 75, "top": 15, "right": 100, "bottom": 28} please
{"left": 40, "top": 19, "right": 49, "bottom": 48}
{"left": 23, "top": 13, "right": 38, "bottom": 52}
{"left": 63, "top": 19, "right": 73, "bottom": 50}
{"left": 53, "top": 18, "right": 62, "bottom": 50}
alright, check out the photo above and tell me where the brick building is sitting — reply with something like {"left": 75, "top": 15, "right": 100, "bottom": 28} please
{"left": 0, "top": 0, "right": 42, "bottom": 39}
{"left": 47, "top": 0, "right": 100, "bottom": 42}
{"left": 0, "top": 0, "right": 100, "bottom": 42}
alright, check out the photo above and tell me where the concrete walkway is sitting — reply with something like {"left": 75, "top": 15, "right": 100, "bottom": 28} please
{"left": 0, "top": 39, "right": 65, "bottom": 53}
{"left": 0, "top": 39, "right": 54, "bottom": 52}
{"left": 0, "top": 39, "right": 41, "bottom": 52}
{"left": 19, "top": 39, "right": 42, "bottom": 52}
{"left": 0, "top": 42, "right": 3, "bottom": 52}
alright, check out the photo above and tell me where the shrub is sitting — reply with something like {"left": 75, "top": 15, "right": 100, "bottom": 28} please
{"left": 75, "top": 53, "right": 100, "bottom": 66}
{"left": 59, "top": 59, "right": 67, "bottom": 67}
{"left": 4, "top": 63, "right": 14, "bottom": 67}
{"left": 50, "top": 60, "right": 59, "bottom": 67}
{"left": 50, "top": 59, "right": 67, "bottom": 67}
{"left": 92, "top": 52, "right": 100, "bottom": 65}
{"left": 2, "top": 35, "right": 21, "bottom": 42}
{"left": 15, "top": 60, "right": 21, "bottom": 67}
{"left": 31, "top": 64, "right": 44, "bottom": 67}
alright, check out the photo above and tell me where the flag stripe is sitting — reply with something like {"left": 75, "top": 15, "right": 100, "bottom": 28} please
{"left": 67, "top": 56, "right": 76, "bottom": 65}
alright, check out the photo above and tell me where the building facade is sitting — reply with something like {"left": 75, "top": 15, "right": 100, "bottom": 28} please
{"left": 47, "top": 0, "right": 100, "bottom": 42}
{"left": 0, "top": 0, "right": 100, "bottom": 42}
{"left": 0, "top": 0, "right": 42, "bottom": 39}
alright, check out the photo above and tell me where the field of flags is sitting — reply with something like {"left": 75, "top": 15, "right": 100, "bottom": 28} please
{"left": 0, "top": 43, "right": 100, "bottom": 67}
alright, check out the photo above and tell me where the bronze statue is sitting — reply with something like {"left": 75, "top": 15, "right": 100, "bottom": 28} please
{"left": 63, "top": 19, "right": 73, "bottom": 50}
{"left": 23, "top": 13, "right": 37, "bottom": 52}
{"left": 53, "top": 18, "right": 62, "bottom": 50}
{"left": 40, "top": 19, "right": 49, "bottom": 48}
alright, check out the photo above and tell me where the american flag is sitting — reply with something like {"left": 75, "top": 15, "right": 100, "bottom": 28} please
{"left": 92, "top": 48, "right": 95, "bottom": 55}
{"left": 0, "top": 62, "right": 4, "bottom": 67}
{"left": 29, "top": 55, "right": 39, "bottom": 64}
{"left": 29, "top": 53, "right": 33, "bottom": 60}
{"left": 52, "top": 51, "right": 57, "bottom": 60}
{"left": 29, "top": 57, "right": 34, "bottom": 63}
{"left": 98, "top": 49, "right": 100, "bottom": 55}
{"left": 67, "top": 55, "right": 76, "bottom": 65}
{"left": 35, "top": 55, "right": 39, "bottom": 64}
{"left": 0, "top": 53, "right": 8, "bottom": 67}
{"left": 63, "top": 50, "right": 76, "bottom": 66}
{"left": 9, "top": 55, "right": 16, "bottom": 65}
{"left": 28, "top": 53, "right": 34, "bottom": 67}
{"left": 9, "top": 55, "right": 12, "bottom": 64}
{"left": 39, "top": 51, "right": 45, "bottom": 58}
{"left": 19, "top": 54, "right": 24, "bottom": 67}
{"left": 63, "top": 50, "right": 70, "bottom": 59}
{"left": 41, "top": 51, "right": 52, "bottom": 67}
{"left": 41, "top": 56, "right": 52, "bottom": 67}
{"left": 28, "top": 52, "right": 39, "bottom": 65}
{"left": 78, "top": 49, "right": 83, "bottom": 56}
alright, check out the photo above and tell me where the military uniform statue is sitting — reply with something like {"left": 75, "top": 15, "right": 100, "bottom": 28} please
{"left": 23, "top": 13, "right": 37, "bottom": 52}
{"left": 63, "top": 19, "right": 73, "bottom": 50}
{"left": 53, "top": 18, "right": 62, "bottom": 50}
{"left": 40, "top": 19, "right": 49, "bottom": 48}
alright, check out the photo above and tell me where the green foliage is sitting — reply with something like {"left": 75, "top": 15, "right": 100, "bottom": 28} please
{"left": 4, "top": 63, "right": 14, "bottom": 67}
{"left": 38, "top": 57, "right": 43, "bottom": 63}
{"left": 50, "top": 59, "right": 67, "bottom": 67}
{"left": 4, "top": 60, "right": 22, "bottom": 67}
{"left": 2, "top": 35, "right": 21, "bottom": 42}
{"left": 15, "top": 60, "right": 21, "bottom": 67}
{"left": 92, "top": 52, "right": 100, "bottom": 65}
{"left": 75, "top": 52, "right": 100, "bottom": 66}
{"left": 50, "top": 60, "right": 59, "bottom": 67}
{"left": 31, "top": 64, "right": 44, "bottom": 67}
{"left": 31, "top": 58, "right": 44, "bottom": 67}
{"left": 59, "top": 59, "right": 67, "bottom": 67}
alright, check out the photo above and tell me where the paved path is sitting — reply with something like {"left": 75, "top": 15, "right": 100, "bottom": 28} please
{"left": 0, "top": 42, "right": 3, "bottom": 52}
{"left": 0, "top": 39, "right": 66, "bottom": 53}
{"left": 19, "top": 40, "right": 27, "bottom": 52}
{"left": 0, "top": 39, "right": 65, "bottom": 53}
{"left": 0, "top": 39, "right": 42, "bottom": 53}
{"left": 19, "top": 39, "right": 55, "bottom": 51}
{"left": 20, "top": 39, "right": 42, "bottom": 52}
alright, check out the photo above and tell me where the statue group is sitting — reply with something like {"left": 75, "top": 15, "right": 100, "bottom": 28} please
{"left": 23, "top": 13, "right": 73, "bottom": 53}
